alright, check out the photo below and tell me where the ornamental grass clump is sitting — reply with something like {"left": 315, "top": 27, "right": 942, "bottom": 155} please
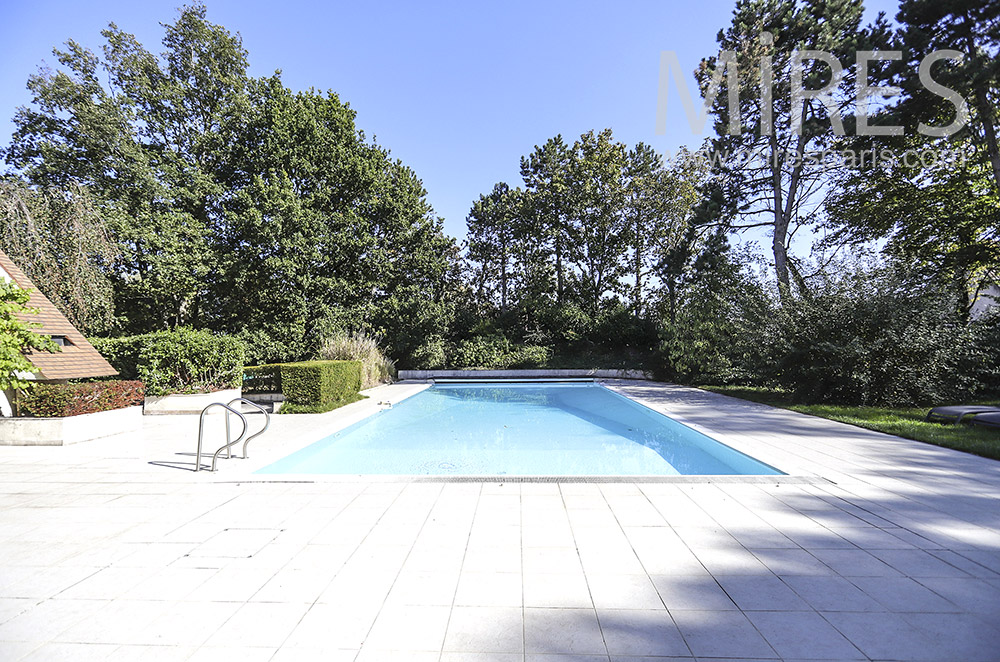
{"left": 318, "top": 331, "right": 395, "bottom": 389}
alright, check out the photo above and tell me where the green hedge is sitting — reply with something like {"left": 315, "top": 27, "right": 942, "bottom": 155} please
{"left": 244, "top": 364, "right": 283, "bottom": 393}
{"left": 280, "top": 360, "right": 362, "bottom": 408}
{"left": 91, "top": 328, "right": 246, "bottom": 396}
{"left": 278, "top": 393, "right": 365, "bottom": 414}
{"left": 19, "top": 380, "right": 145, "bottom": 417}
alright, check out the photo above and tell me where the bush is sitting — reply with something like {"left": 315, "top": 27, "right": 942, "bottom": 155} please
{"left": 536, "top": 303, "right": 591, "bottom": 344}
{"left": 373, "top": 286, "right": 456, "bottom": 369}
{"left": 408, "top": 336, "right": 447, "bottom": 369}
{"left": 764, "top": 265, "right": 990, "bottom": 406}
{"left": 91, "top": 335, "right": 143, "bottom": 380}
{"left": 448, "top": 336, "right": 552, "bottom": 369}
{"left": 593, "top": 304, "right": 659, "bottom": 351}
{"left": 92, "top": 328, "right": 246, "bottom": 396}
{"left": 450, "top": 336, "right": 512, "bottom": 369}
{"left": 19, "top": 380, "right": 144, "bottom": 417}
{"left": 280, "top": 360, "right": 362, "bottom": 408}
{"left": 243, "top": 364, "right": 283, "bottom": 393}
{"left": 656, "top": 237, "right": 774, "bottom": 385}
{"left": 508, "top": 344, "right": 552, "bottom": 368}
{"left": 967, "top": 311, "right": 1000, "bottom": 395}
{"left": 318, "top": 331, "right": 395, "bottom": 389}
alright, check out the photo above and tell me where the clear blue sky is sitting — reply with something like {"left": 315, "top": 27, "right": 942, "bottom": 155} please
{"left": 0, "top": 0, "right": 899, "bottom": 240}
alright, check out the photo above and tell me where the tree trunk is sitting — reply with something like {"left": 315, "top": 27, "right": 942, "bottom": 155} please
{"left": 667, "top": 278, "right": 677, "bottom": 325}
{"left": 768, "top": 134, "right": 791, "bottom": 301}
{"left": 973, "top": 85, "right": 1000, "bottom": 196}
{"left": 554, "top": 225, "right": 564, "bottom": 303}
{"left": 500, "top": 247, "right": 508, "bottom": 315}
{"left": 633, "top": 216, "right": 643, "bottom": 319}
{"left": 961, "top": 19, "right": 1000, "bottom": 196}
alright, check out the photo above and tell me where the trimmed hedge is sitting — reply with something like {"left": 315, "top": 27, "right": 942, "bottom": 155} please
{"left": 244, "top": 364, "right": 283, "bottom": 393}
{"left": 92, "top": 328, "right": 246, "bottom": 396}
{"left": 280, "top": 360, "right": 362, "bottom": 408}
{"left": 279, "top": 393, "right": 365, "bottom": 414}
{"left": 19, "top": 380, "right": 145, "bottom": 418}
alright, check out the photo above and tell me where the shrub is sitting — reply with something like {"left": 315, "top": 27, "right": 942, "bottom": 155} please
{"left": 318, "top": 331, "right": 395, "bottom": 389}
{"left": 593, "top": 304, "right": 659, "bottom": 351}
{"left": 508, "top": 344, "right": 552, "bottom": 368}
{"left": 450, "top": 336, "right": 512, "bottom": 369}
{"left": 967, "top": 311, "right": 1000, "bottom": 395}
{"left": 19, "top": 380, "right": 144, "bottom": 417}
{"left": 409, "top": 336, "right": 447, "bottom": 369}
{"left": 448, "top": 336, "right": 552, "bottom": 369}
{"left": 656, "top": 238, "right": 774, "bottom": 385}
{"left": 373, "top": 286, "right": 456, "bottom": 369}
{"left": 90, "top": 335, "right": 143, "bottom": 380}
{"left": 536, "top": 303, "right": 591, "bottom": 344}
{"left": 92, "top": 328, "right": 246, "bottom": 396}
{"left": 763, "top": 265, "right": 991, "bottom": 406}
{"left": 280, "top": 360, "right": 362, "bottom": 408}
{"left": 243, "top": 364, "right": 283, "bottom": 393}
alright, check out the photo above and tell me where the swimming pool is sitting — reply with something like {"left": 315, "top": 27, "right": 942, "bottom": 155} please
{"left": 257, "top": 383, "right": 782, "bottom": 476}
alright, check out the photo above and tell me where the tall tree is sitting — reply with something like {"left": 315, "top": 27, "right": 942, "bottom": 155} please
{"left": 216, "top": 78, "right": 458, "bottom": 361}
{"left": 4, "top": 3, "right": 246, "bottom": 329}
{"left": 699, "top": 0, "right": 873, "bottom": 299}
{"left": 4, "top": 5, "right": 460, "bottom": 363}
{"left": 465, "top": 183, "right": 523, "bottom": 314}
{"left": 624, "top": 145, "right": 706, "bottom": 318}
{"left": 520, "top": 136, "right": 573, "bottom": 303}
{"left": 567, "top": 129, "right": 630, "bottom": 317}
{"left": 824, "top": 142, "right": 1000, "bottom": 316}
{"left": 822, "top": 0, "right": 1000, "bottom": 313}
{"left": 893, "top": 0, "right": 1000, "bottom": 197}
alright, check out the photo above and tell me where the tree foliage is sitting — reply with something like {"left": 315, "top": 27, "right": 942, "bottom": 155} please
{"left": 466, "top": 129, "right": 703, "bottom": 348}
{"left": 0, "top": 281, "right": 59, "bottom": 392}
{"left": 3, "top": 4, "right": 460, "bottom": 365}
{"left": 763, "top": 261, "right": 999, "bottom": 405}
{"left": 822, "top": 0, "right": 1000, "bottom": 312}
{"left": 0, "top": 179, "right": 119, "bottom": 334}
{"left": 699, "top": 0, "right": 878, "bottom": 298}
{"left": 893, "top": 0, "right": 1000, "bottom": 194}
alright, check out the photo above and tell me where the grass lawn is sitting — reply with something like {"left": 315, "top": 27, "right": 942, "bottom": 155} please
{"left": 701, "top": 386, "right": 1000, "bottom": 462}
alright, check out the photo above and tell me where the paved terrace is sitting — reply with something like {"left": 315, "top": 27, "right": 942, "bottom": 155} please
{"left": 1, "top": 381, "right": 998, "bottom": 662}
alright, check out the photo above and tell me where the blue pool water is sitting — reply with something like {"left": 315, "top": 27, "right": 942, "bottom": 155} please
{"left": 257, "top": 383, "right": 782, "bottom": 476}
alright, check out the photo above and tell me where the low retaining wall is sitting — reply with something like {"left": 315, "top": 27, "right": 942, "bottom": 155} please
{"left": 143, "top": 388, "right": 242, "bottom": 415}
{"left": 397, "top": 368, "right": 653, "bottom": 381}
{"left": 0, "top": 405, "right": 143, "bottom": 446}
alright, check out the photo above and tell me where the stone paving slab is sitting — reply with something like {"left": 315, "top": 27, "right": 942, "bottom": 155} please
{"left": 0, "top": 381, "right": 998, "bottom": 661}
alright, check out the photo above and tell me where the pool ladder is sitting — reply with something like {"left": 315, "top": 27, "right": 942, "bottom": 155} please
{"left": 195, "top": 398, "right": 271, "bottom": 472}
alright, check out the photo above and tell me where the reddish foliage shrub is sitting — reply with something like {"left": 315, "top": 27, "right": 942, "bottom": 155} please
{"left": 19, "top": 380, "right": 145, "bottom": 418}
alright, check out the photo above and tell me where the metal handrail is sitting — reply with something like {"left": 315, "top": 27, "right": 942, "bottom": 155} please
{"left": 196, "top": 403, "right": 247, "bottom": 472}
{"left": 226, "top": 397, "right": 271, "bottom": 459}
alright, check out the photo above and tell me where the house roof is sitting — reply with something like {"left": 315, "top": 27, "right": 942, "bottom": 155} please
{"left": 0, "top": 250, "right": 117, "bottom": 380}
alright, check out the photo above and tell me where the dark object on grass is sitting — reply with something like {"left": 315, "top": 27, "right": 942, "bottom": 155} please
{"left": 970, "top": 412, "right": 1000, "bottom": 430}
{"left": 926, "top": 405, "right": 1000, "bottom": 424}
